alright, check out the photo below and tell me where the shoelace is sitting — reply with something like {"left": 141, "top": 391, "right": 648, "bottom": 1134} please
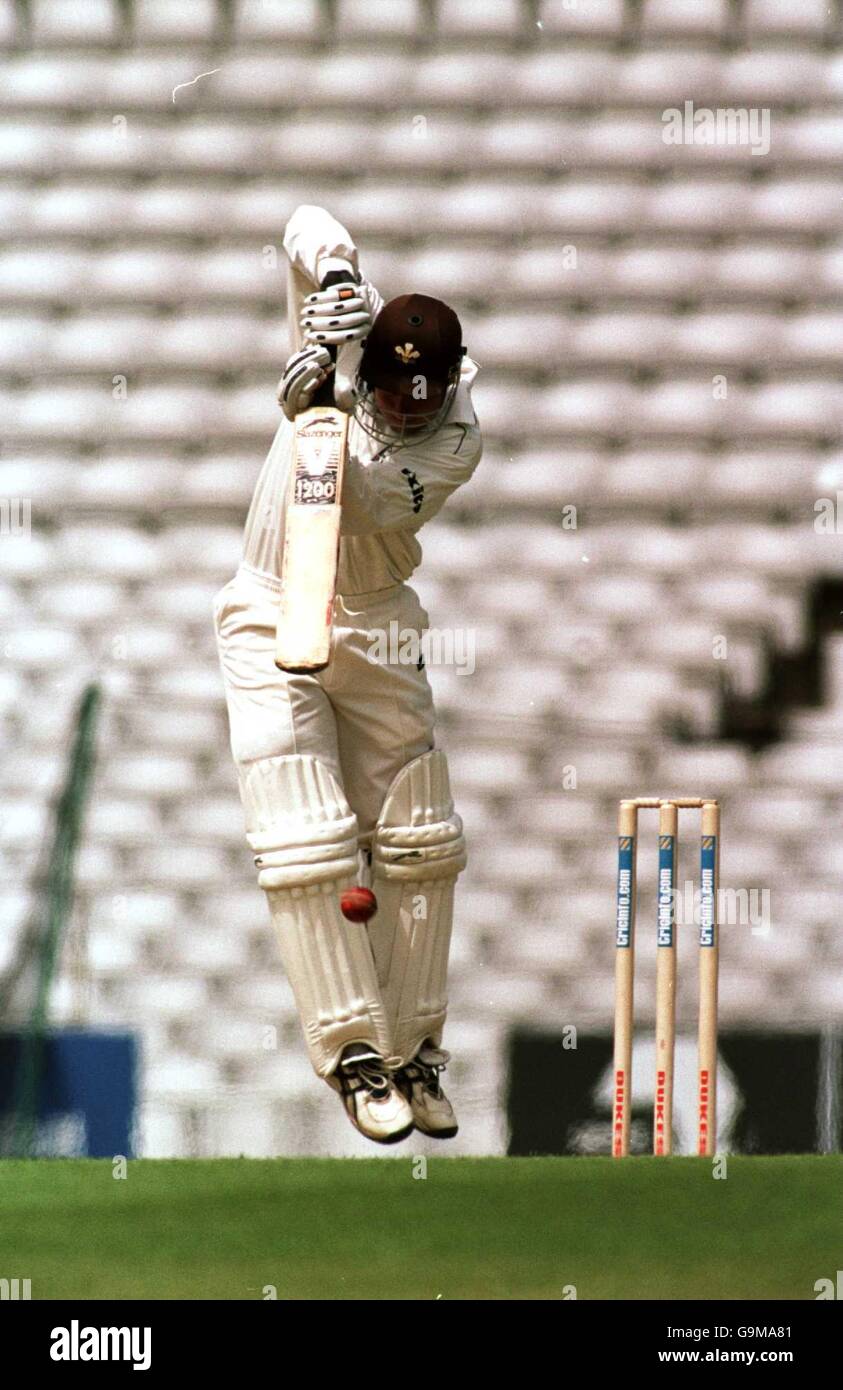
{"left": 345, "top": 1058, "right": 390, "bottom": 1099}
{"left": 410, "top": 1058, "right": 445, "bottom": 1099}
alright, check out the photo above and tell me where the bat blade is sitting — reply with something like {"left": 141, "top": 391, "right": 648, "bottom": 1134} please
{"left": 275, "top": 404, "right": 349, "bottom": 674}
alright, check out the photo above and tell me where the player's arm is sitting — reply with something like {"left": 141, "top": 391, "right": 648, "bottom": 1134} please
{"left": 283, "top": 204, "right": 384, "bottom": 317}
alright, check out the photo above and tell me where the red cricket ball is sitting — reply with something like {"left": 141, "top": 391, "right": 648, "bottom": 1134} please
{"left": 340, "top": 887, "right": 378, "bottom": 923}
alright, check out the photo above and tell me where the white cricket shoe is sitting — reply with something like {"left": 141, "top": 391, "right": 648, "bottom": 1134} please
{"left": 329, "top": 1044, "right": 415, "bottom": 1145}
{"left": 395, "top": 1044, "right": 458, "bottom": 1140}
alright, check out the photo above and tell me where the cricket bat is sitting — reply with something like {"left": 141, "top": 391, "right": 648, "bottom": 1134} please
{"left": 275, "top": 346, "right": 348, "bottom": 674}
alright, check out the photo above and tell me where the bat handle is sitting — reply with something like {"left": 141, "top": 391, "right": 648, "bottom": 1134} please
{"left": 309, "top": 268, "right": 358, "bottom": 407}
{"left": 310, "top": 346, "right": 337, "bottom": 409}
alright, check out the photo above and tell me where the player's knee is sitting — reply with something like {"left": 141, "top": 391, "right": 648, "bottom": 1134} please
{"left": 373, "top": 749, "right": 466, "bottom": 882}
{"left": 239, "top": 754, "right": 358, "bottom": 891}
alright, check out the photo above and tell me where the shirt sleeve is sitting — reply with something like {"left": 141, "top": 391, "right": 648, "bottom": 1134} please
{"left": 340, "top": 420, "right": 482, "bottom": 537}
{"left": 282, "top": 204, "right": 383, "bottom": 315}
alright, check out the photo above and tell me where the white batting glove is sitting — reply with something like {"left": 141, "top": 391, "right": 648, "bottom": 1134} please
{"left": 277, "top": 344, "right": 333, "bottom": 421}
{"left": 300, "top": 280, "right": 374, "bottom": 345}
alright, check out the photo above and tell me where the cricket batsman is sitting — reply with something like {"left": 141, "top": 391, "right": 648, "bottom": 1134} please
{"left": 214, "top": 205, "right": 482, "bottom": 1144}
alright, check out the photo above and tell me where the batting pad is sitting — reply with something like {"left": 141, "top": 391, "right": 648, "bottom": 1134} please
{"left": 240, "top": 754, "right": 393, "bottom": 1076}
{"left": 370, "top": 750, "right": 467, "bottom": 1068}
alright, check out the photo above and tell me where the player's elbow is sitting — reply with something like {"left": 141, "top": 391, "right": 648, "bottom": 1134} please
{"left": 289, "top": 203, "right": 324, "bottom": 223}
{"left": 283, "top": 203, "right": 330, "bottom": 245}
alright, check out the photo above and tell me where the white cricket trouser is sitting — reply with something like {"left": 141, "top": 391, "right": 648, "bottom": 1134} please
{"left": 214, "top": 564, "right": 436, "bottom": 842}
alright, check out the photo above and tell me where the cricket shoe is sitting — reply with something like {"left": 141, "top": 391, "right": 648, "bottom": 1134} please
{"left": 394, "top": 1044, "right": 458, "bottom": 1139}
{"left": 329, "top": 1044, "right": 415, "bottom": 1145}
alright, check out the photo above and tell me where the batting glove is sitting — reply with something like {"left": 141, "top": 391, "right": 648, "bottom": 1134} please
{"left": 300, "top": 280, "right": 374, "bottom": 346}
{"left": 277, "top": 344, "right": 334, "bottom": 421}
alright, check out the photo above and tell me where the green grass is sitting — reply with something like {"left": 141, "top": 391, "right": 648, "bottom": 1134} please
{"left": 0, "top": 1156, "right": 839, "bottom": 1300}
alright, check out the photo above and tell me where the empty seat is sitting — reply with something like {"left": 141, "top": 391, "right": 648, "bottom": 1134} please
{"left": 377, "top": 115, "right": 477, "bottom": 171}
{"left": 170, "top": 798, "right": 244, "bottom": 842}
{"left": 135, "top": 0, "right": 218, "bottom": 41}
{"left": 90, "top": 249, "right": 194, "bottom": 299}
{"left": 579, "top": 574, "right": 664, "bottom": 617}
{"left": 126, "top": 705, "right": 222, "bottom": 751}
{"left": 58, "top": 527, "right": 160, "bottom": 578}
{"left": 87, "top": 890, "right": 179, "bottom": 931}
{"left": 641, "top": 0, "right": 728, "bottom": 33}
{"left": 337, "top": 0, "right": 419, "bottom": 37}
{"left": 235, "top": 0, "right": 322, "bottom": 40}
{"left": 448, "top": 746, "right": 530, "bottom": 793}
{"left": 715, "top": 244, "right": 815, "bottom": 297}
{"left": 607, "top": 452, "right": 704, "bottom": 505}
{"left": 781, "top": 313, "right": 843, "bottom": 361}
{"left": 87, "top": 799, "right": 162, "bottom": 842}
{"left": 31, "top": 0, "right": 117, "bottom": 44}
{"left": 4, "top": 626, "right": 83, "bottom": 668}
{"left": 437, "top": 0, "right": 523, "bottom": 39}
{"left": 0, "top": 247, "right": 87, "bottom": 299}
{"left": 0, "top": 0, "right": 15, "bottom": 43}
{"left": 73, "top": 843, "right": 121, "bottom": 886}
{"left": 154, "top": 313, "right": 266, "bottom": 367}
{"left": 470, "top": 311, "right": 572, "bottom": 368}
{"left": 745, "top": 0, "right": 831, "bottom": 34}
{"left": 758, "top": 745, "right": 843, "bottom": 788}
{"left": 145, "top": 1052, "right": 218, "bottom": 1090}
{"left": 539, "top": 0, "right": 624, "bottom": 34}
{"left": 708, "top": 453, "right": 822, "bottom": 508}
{"left": 519, "top": 794, "right": 601, "bottom": 838}
{"left": 509, "top": 243, "right": 615, "bottom": 298}
{"left": 0, "top": 457, "right": 77, "bottom": 503}
{"left": 646, "top": 180, "right": 751, "bottom": 232}
{"left": 821, "top": 243, "right": 843, "bottom": 289}
{"left": 488, "top": 449, "right": 604, "bottom": 507}
{"left": 437, "top": 181, "right": 547, "bottom": 235}
{"left": 124, "top": 183, "right": 229, "bottom": 235}
{"left": 131, "top": 845, "right": 228, "bottom": 886}
{"left": 753, "top": 180, "right": 843, "bottom": 232}
{"left": 653, "top": 745, "right": 752, "bottom": 790}
{"left": 74, "top": 459, "right": 176, "bottom": 509}
{"left": 780, "top": 115, "right": 843, "bottom": 164}
{"left": 49, "top": 314, "right": 161, "bottom": 371}
{"left": 149, "top": 667, "right": 226, "bottom": 703}
{"left": 106, "top": 754, "right": 197, "bottom": 797}
{"left": 618, "top": 52, "right": 722, "bottom": 104}
{"left": 745, "top": 380, "right": 842, "bottom": 435}
{"left": 0, "top": 316, "right": 50, "bottom": 368}
{"left": 547, "top": 180, "right": 646, "bottom": 231}
{"left": 541, "top": 380, "right": 637, "bottom": 434}
{"left": 613, "top": 244, "right": 710, "bottom": 297}
{"left": 478, "top": 665, "right": 574, "bottom": 718}
{"left": 729, "top": 793, "right": 820, "bottom": 835}
{"left": 672, "top": 312, "right": 783, "bottom": 362}
{"left": 0, "top": 799, "right": 49, "bottom": 845}
{"left": 87, "top": 929, "right": 141, "bottom": 972}
{"left": 514, "top": 51, "right": 622, "bottom": 104}
{"left": 173, "top": 931, "right": 249, "bottom": 973}
{"left": 572, "top": 312, "right": 672, "bottom": 363}
{"left": 179, "top": 459, "right": 259, "bottom": 508}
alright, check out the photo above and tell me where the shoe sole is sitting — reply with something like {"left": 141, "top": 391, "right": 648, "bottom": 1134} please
{"left": 373, "top": 1122, "right": 416, "bottom": 1145}
{"left": 412, "top": 1121, "right": 458, "bottom": 1140}
{"left": 343, "top": 1110, "right": 415, "bottom": 1145}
